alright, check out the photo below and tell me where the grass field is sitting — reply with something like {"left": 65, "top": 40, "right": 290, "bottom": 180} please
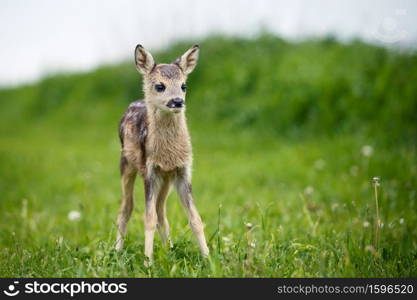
{"left": 0, "top": 35, "right": 416, "bottom": 277}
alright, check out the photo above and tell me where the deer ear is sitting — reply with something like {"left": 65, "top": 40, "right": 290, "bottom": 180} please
{"left": 135, "top": 44, "right": 155, "bottom": 74}
{"left": 174, "top": 45, "right": 200, "bottom": 74}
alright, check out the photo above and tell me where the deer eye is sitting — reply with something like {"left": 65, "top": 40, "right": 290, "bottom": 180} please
{"left": 181, "top": 83, "right": 187, "bottom": 92}
{"left": 155, "top": 83, "right": 166, "bottom": 92}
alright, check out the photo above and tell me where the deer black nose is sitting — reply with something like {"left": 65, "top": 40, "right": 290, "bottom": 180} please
{"left": 172, "top": 98, "right": 184, "bottom": 105}
{"left": 167, "top": 97, "right": 184, "bottom": 108}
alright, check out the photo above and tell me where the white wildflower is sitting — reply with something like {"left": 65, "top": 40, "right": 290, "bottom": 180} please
{"left": 222, "top": 236, "right": 230, "bottom": 242}
{"left": 365, "top": 245, "right": 377, "bottom": 255}
{"left": 314, "top": 159, "right": 326, "bottom": 170}
{"left": 361, "top": 145, "right": 373, "bottom": 157}
{"left": 68, "top": 210, "right": 81, "bottom": 221}
{"left": 363, "top": 221, "right": 370, "bottom": 228}
{"left": 304, "top": 186, "right": 314, "bottom": 196}
{"left": 245, "top": 222, "right": 253, "bottom": 230}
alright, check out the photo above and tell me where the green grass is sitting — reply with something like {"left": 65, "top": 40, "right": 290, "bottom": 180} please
{"left": 0, "top": 34, "right": 416, "bottom": 277}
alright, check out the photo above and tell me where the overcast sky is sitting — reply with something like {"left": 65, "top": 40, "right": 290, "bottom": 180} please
{"left": 1, "top": 0, "right": 416, "bottom": 86}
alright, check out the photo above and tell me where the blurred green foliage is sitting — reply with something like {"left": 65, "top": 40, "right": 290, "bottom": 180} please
{"left": 1, "top": 34, "right": 417, "bottom": 143}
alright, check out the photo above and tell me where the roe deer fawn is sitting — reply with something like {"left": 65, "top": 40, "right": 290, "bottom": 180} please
{"left": 116, "top": 44, "right": 209, "bottom": 265}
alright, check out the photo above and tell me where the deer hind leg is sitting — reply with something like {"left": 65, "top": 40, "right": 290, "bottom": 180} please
{"left": 175, "top": 168, "right": 209, "bottom": 257}
{"left": 116, "top": 156, "right": 137, "bottom": 250}
{"left": 156, "top": 178, "right": 173, "bottom": 247}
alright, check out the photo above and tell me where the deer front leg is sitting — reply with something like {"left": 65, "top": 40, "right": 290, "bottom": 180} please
{"left": 143, "top": 171, "right": 161, "bottom": 266}
{"left": 175, "top": 168, "right": 209, "bottom": 257}
{"left": 156, "top": 178, "right": 173, "bottom": 247}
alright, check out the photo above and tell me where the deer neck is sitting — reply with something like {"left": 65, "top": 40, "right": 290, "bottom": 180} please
{"left": 146, "top": 103, "right": 192, "bottom": 171}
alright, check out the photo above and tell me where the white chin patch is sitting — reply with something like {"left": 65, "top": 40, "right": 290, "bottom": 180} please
{"left": 171, "top": 108, "right": 182, "bottom": 113}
